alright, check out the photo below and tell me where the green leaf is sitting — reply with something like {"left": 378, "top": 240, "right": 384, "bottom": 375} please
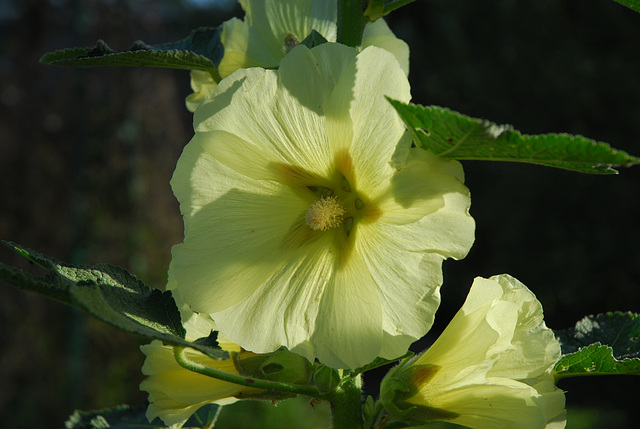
{"left": 299, "top": 30, "right": 328, "bottom": 49}
{"left": 65, "top": 403, "right": 221, "bottom": 429}
{"left": 389, "top": 100, "right": 640, "bottom": 174}
{"left": 613, "top": 0, "right": 640, "bottom": 13}
{"left": 348, "top": 351, "right": 414, "bottom": 377}
{"left": 554, "top": 343, "right": 640, "bottom": 379}
{"left": 365, "top": 0, "right": 418, "bottom": 20}
{"left": 40, "top": 27, "right": 223, "bottom": 74}
{"left": 556, "top": 312, "right": 640, "bottom": 358}
{"left": 554, "top": 312, "right": 640, "bottom": 378}
{"left": 0, "top": 241, "right": 228, "bottom": 360}
{"left": 65, "top": 405, "right": 158, "bottom": 429}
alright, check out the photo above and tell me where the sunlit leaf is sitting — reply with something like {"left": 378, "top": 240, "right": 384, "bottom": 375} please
{"left": 389, "top": 100, "right": 640, "bottom": 174}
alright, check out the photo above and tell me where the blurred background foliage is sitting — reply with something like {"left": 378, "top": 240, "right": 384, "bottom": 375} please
{"left": 0, "top": 0, "right": 639, "bottom": 427}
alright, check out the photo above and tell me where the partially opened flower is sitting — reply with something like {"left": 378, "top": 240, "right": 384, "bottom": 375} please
{"left": 140, "top": 293, "right": 312, "bottom": 428}
{"left": 186, "top": 0, "right": 410, "bottom": 111}
{"left": 381, "top": 274, "right": 566, "bottom": 429}
{"left": 170, "top": 42, "right": 474, "bottom": 369}
{"left": 139, "top": 307, "right": 256, "bottom": 429}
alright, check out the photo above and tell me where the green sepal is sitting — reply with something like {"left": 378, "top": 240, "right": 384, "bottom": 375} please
{"left": 299, "top": 30, "right": 328, "bottom": 49}
{"left": 379, "top": 363, "right": 458, "bottom": 424}
{"left": 235, "top": 348, "right": 314, "bottom": 386}
{"left": 388, "top": 99, "right": 640, "bottom": 174}
{"left": 230, "top": 349, "right": 313, "bottom": 401}
{"left": 0, "top": 241, "right": 228, "bottom": 360}
{"left": 362, "top": 395, "right": 384, "bottom": 428}
{"left": 313, "top": 364, "right": 341, "bottom": 395}
{"left": 40, "top": 27, "right": 223, "bottom": 76}
{"left": 348, "top": 350, "right": 414, "bottom": 377}
{"left": 554, "top": 312, "right": 640, "bottom": 379}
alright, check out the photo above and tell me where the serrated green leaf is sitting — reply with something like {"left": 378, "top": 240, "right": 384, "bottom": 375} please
{"left": 40, "top": 27, "right": 222, "bottom": 74}
{"left": 613, "top": 0, "right": 640, "bottom": 13}
{"left": 389, "top": 100, "right": 640, "bottom": 174}
{"left": 554, "top": 312, "right": 640, "bottom": 379}
{"left": 64, "top": 403, "right": 221, "bottom": 429}
{"left": 554, "top": 343, "right": 640, "bottom": 379}
{"left": 0, "top": 241, "right": 228, "bottom": 360}
{"left": 0, "top": 261, "right": 72, "bottom": 305}
{"left": 556, "top": 312, "right": 640, "bottom": 359}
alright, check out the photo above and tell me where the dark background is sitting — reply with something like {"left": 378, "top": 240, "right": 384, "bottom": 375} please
{"left": 1, "top": 0, "right": 639, "bottom": 427}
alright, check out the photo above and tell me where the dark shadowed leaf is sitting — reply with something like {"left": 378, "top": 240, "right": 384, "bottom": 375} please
{"left": 554, "top": 312, "right": 640, "bottom": 378}
{"left": 41, "top": 27, "right": 223, "bottom": 74}
{"left": 0, "top": 241, "right": 228, "bottom": 359}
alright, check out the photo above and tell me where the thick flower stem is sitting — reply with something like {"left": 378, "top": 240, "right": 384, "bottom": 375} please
{"left": 328, "top": 377, "right": 364, "bottom": 429}
{"left": 336, "top": 0, "right": 368, "bottom": 47}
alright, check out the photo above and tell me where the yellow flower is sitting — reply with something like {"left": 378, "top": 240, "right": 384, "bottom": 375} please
{"left": 381, "top": 274, "right": 566, "bottom": 429}
{"left": 185, "top": 0, "right": 410, "bottom": 112}
{"left": 140, "top": 288, "right": 314, "bottom": 428}
{"left": 169, "top": 42, "right": 474, "bottom": 369}
{"left": 139, "top": 307, "right": 257, "bottom": 429}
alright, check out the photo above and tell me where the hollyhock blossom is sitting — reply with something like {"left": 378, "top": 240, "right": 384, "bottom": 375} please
{"left": 381, "top": 274, "right": 566, "bottom": 429}
{"left": 170, "top": 43, "right": 474, "bottom": 368}
{"left": 185, "top": 0, "right": 409, "bottom": 111}
{"left": 139, "top": 302, "right": 256, "bottom": 429}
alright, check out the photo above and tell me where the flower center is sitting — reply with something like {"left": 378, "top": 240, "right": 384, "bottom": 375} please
{"left": 283, "top": 33, "right": 300, "bottom": 54}
{"left": 305, "top": 196, "right": 346, "bottom": 231}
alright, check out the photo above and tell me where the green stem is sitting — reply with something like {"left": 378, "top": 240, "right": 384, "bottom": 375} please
{"left": 173, "top": 347, "right": 322, "bottom": 398}
{"left": 337, "top": 0, "right": 368, "bottom": 47}
{"left": 328, "top": 376, "right": 364, "bottom": 429}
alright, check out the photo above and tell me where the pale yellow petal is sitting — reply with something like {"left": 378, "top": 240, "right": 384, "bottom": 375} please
{"left": 195, "top": 65, "right": 333, "bottom": 178}
{"left": 429, "top": 382, "right": 548, "bottom": 429}
{"left": 362, "top": 19, "right": 410, "bottom": 76}
{"left": 185, "top": 70, "right": 217, "bottom": 112}
{"left": 211, "top": 234, "right": 335, "bottom": 360}
{"left": 218, "top": 17, "right": 262, "bottom": 78}
{"left": 344, "top": 46, "right": 411, "bottom": 196}
{"left": 375, "top": 149, "right": 471, "bottom": 228}
{"left": 169, "top": 187, "right": 307, "bottom": 314}
{"left": 355, "top": 221, "right": 444, "bottom": 356}
{"left": 485, "top": 275, "right": 562, "bottom": 380}
{"left": 261, "top": 0, "right": 336, "bottom": 48}
{"left": 219, "top": 0, "right": 337, "bottom": 77}
{"left": 311, "top": 249, "right": 383, "bottom": 368}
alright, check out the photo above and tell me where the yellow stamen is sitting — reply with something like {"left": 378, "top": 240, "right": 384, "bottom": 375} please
{"left": 305, "top": 196, "right": 346, "bottom": 231}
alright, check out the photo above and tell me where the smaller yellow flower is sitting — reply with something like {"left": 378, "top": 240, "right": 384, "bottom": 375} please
{"left": 140, "top": 302, "right": 258, "bottom": 429}
{"left": 185, "top": 0, "right": 410, "bottom": 112}
{"left": 381, "top": 274, "right": 566, "bottom": 429}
